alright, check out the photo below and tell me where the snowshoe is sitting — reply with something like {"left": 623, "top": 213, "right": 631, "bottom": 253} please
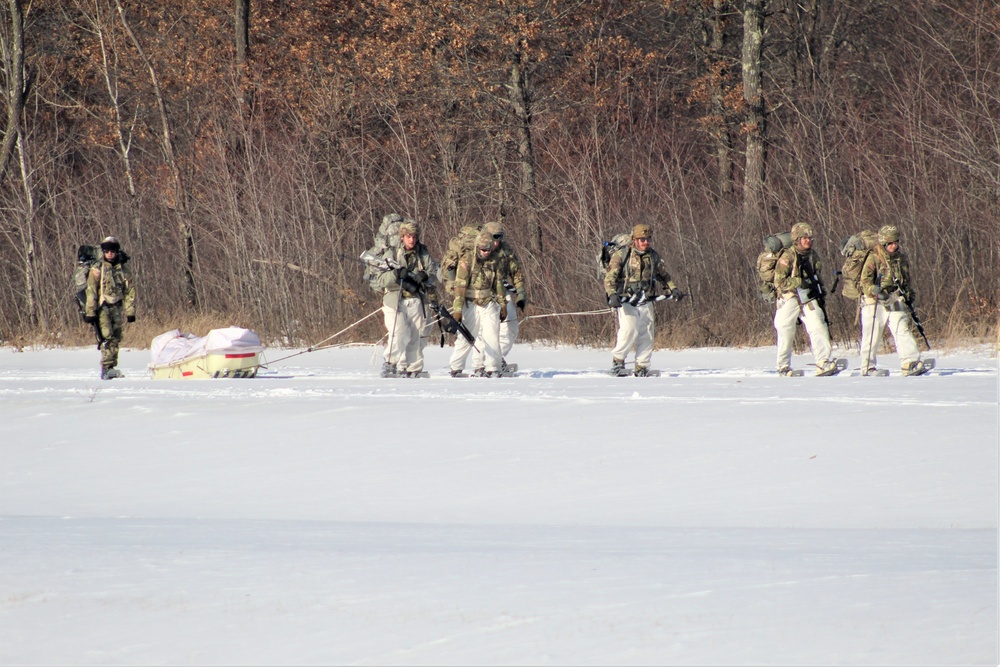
{"left": 631, "top": 367, "right": 661, "bottom": 377}
{"left": 609, "top": 360, "right": 629, "bottom": 377}
{"left": 778, "top": 367, "right": 804, "bottom": 377}
{"left": 101, "top": 367, "right": 123, "bottom": 380}
{"left": 902, "top": 358, "right": 934, "bottom": 377}
{"left": 380, "top": 362, "right": 398, "bottom": 378}
{"left": 815, "top": 358, "right": 848, "bottom": 377}
{"left": 862, "top": 367, "right": 890, "bottom": 377}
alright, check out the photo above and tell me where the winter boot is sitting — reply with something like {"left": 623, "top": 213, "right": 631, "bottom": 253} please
{"left": 380, "top": 362, "right": 397, "bottom": 378}
{"left": 815, "top": 359, "right": 839, "bottom": 377}
{"left": 633, "top": 366, "right": 650, "bottom": 377}
{"left": 101, "top": 367, "right": 123, "bottom": 380}
{"left": 777, "top": 366, "right": 795, "bottom": 377}
{"left": 472, "top": 367, "right": 486, "bottom": 377}
{"left": 610, "top": 359, "right": 628, "bottom": 377}
{"left": 901, "top": 360, "right": 928, "bottom": 377}
{"left": 449, "top": 369, "right": 463, "bottom": 378}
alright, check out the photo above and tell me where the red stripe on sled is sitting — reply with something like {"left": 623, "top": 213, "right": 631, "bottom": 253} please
{"left": 182, "top": 371, "right": 193, "bottom": 377}
{"left": 225, "top": 353, "right": 256, "bottom": 359}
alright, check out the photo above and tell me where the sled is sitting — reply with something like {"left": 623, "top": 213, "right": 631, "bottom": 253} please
{"left": 149, "top": 327, "right": 265, "bottom": 379}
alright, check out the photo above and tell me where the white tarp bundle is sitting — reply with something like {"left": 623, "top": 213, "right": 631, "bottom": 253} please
{"left": 150, "top": 327, "right": 264, "bottom": 367}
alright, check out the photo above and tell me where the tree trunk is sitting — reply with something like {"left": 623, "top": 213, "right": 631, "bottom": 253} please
{"left": 0, "top": 0, "right": 25, "bottom": 191}
{"left": 508, "top": 41, "right": 542, "bottom": 256}
{"left": 741, "top": 0, "right": 767, "bottom": 230}
{"left": 708, "top": 0, "right": 734, "bottom": 201}
{"left": 115, "top": 0, "right": 197, "bottom": 307}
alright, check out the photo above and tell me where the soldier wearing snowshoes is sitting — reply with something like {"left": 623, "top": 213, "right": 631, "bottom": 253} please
{"left": 469, "top": 222, "right": 527, "bottom": 377}
{"left": 772, "top": 222, "right": 838, "bottom": 377}
{"left": 449, "top": 229, "right": 509, "bottom": 377}
{"left": 373, "top": 219, "right": 438, "bottom": 377}
{"left": 603, "top": 223, "right": 683, "bottom": 377}
{"left": 859, "top": 225, "right": 927, "bottom": 377}
{"left": 84, "top": 236, "right": 136, "bottom": 379}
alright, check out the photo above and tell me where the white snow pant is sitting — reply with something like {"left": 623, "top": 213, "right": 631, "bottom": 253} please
{"left": 774, "top": 294, "right": 832, "bottom": 371}
{"left": 450, "top": 301, "right": 502, "bottom": 373}
{"left": 860, "top": 296, "right": 920, "bottom": 371}
{"left": 611, "top": 302, "right": 655, "bottom": 368}
{"left": 472, "top": 295, "right": 517, "bottom": 368}
{"left": 382, "top": 292, "right": 428, "bottom": 373}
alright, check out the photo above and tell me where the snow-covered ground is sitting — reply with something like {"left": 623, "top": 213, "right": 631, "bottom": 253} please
{"left": 2, "top": 342, "right": 997, "bottom": 665}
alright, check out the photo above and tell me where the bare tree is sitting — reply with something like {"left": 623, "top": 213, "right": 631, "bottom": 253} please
{"left": 0, "top": 0, "right": 25, "bottom": 189}
{"left": 114, "top": 0, "right": 197, "bottom": 307}
{"left": 741, "top": 0, "right": 767, "bottom": 229}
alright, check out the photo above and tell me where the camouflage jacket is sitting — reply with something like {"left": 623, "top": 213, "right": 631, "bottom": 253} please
{"left": 494, "top": 240, "right": 527, "bottom": 302}
{"left": 452, "top": 249, "right": 507, "bottom": 312}
{"left": 85, "top": 258, "right": 135, "bottom": 317}
{"left": 374, "top": 243, "right": 437, "bottom": 304}
{"left": 604, "top": 245, "right": 676, "bottom": 298}
{"left": 773, "top": 247, "right": 824, "bottom": 297}
{"left": 860, "top": 246, "right": 913, "bottom": 301}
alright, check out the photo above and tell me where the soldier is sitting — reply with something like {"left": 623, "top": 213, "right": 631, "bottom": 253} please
{"left": 604, "top": 223, "right": 683, "bottom": 377}
{"left": 858, "top": 225, "right": 927, "bottom": 376}
{"left": 469, "top": 222, "right": 527, "bottom": 376}
{"left": 373, "top": 219, "right": 438, "bottom": 377}
{"left": 84, "top": 236, "right": 136, "bottom": 379}
{"left": 772, "top": 222, "right": 838, "bottom": 376}
{"left": 449, "top": 229, "right": 508, "bottom": 377}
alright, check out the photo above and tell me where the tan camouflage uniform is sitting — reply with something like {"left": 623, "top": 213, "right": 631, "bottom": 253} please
{"left": 449, "top": 231, "right": 508, "bottom": 375}
{"left": 471, "top": 223, "right": 527, "bottom": 373}
{"left": 772, "top": 222, "right": 834, "bottom": 375}
{"left": 375, "top": 222, "right": 437, "bottom": 374}
{"left": 858, "top": 225, "right": 922, "bottom": 375}
{"left": 85, "top": 245, "right": 136, "bottom": 374}
{"left": 604, "top": 224, "right": 678, "bottom": 372}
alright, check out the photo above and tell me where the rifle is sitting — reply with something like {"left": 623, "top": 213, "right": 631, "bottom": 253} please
{"left": 430, "top": 303, "right": 477, "bottom": 346}
{"left": 617, "top": 288, "right": 686, "bottom": 307}
{"left": 799, "top": 255, "right": 830, "bottom": 326}
{"left": 886, "top": 274, "right": 931, "bottom": 350}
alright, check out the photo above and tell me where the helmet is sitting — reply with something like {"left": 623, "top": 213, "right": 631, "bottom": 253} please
{"left": 790, "top": 222, "right": 814, "bottom": 242}
{"left": 398, "top": 220, "right": 419, "bottom": 238}
{"left": 482, "top": 222, "right": 504, "bottom": 240}
{"left": 100, "top": 236, "right": 121, "bottom": 252}
{"left": 878, "top": 225, "right": 899, "bottom": 245}
{"left": 632, "top": 224, "right": 652, "bottom": 240}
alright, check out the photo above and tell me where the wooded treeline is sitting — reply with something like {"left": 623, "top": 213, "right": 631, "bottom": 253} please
{"left": 1, "top": 0, "right": 997, "bottom": 349}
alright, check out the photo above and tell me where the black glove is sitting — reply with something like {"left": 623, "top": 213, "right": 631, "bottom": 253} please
{"left": 83, "top": 315, "right": 97, "bottom": 325}
{"left": 670, "top": 288, "right": 685, "bottom": 301}
{"left": 126, "top": 315, "right": 136, "bottom": 323}
{"left": 401, "top": 277, "right": 421, "bottom": 293}
{"left": 411, "top": 270, "right": 428, "bottom": 285}
{"left": 516, "top": 298, "right": 526, "bottom": 312}
{"left": 608, "top": 294, "right": 622, "bottom": 308}
{"left": 394, "top": 267, "right": 411, "bottom": 282}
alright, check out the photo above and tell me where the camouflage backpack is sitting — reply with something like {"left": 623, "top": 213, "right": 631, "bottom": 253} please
{"left": 361, "top": 213, "right": 406, "bottom": 292}
{"left": 72, "top": 243, "right": 131, "bottom": 318}
{"left": 755, "top": 231, "right": 792, "bottom": 302}
{"left": 437, "top": 224, "right": 480, "bottom": 294}
{"left": 597, "top": 232, "right": 633, "bottom": 282}
{"left": 72, "top": 245, "right": 101, "bottom": 318}
{"left": 838, "top": 229, "right": 878, "bottom": 300}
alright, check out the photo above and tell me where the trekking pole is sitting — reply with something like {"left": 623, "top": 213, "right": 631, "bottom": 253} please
{"left": 260, "top": 307, "right": 383, "bottom": 366}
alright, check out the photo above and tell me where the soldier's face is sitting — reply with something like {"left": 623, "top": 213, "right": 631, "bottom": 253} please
{"left": 634, "top": 237, "right": 650, "bottom": 251}
{"left": 103, "top": 249, "right": 117, "bottom": 260}
{"left": 796, "top": 236, "right": 813, "bottom": 250}
{"left": 885, "top": 241, "right": 899, "bottom": 252}
{"left": 401, "top": 233, "right": 417, "bottom": 250}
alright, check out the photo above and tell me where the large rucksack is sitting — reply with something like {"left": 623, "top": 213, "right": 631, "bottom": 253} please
{"left": 838, "top": 229, "right": 878, "bottom": 299}
{"left": 755, "top": 231, "right": 792, "bottom": 302}
{"left": 361, "top": 213, "right": 405, "bottom": 292}
{"left": 437, "top": 224, "right": 480, "bottom": 295}
{"left": 597, "top": 232, "right": 633, "bottom": 282}
{"left": 72, "top": 245, "right": 101, "bottom": 319}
